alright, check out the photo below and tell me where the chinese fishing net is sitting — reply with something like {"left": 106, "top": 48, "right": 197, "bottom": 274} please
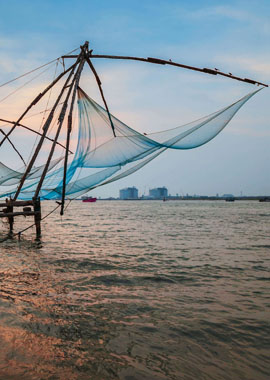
{"left": 0, "top": 87, "right": 262, "bottom": 200}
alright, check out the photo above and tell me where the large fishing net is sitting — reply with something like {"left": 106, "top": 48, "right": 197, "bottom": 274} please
{"left": 0, "top": 87, "right": 262, "bottom": 200}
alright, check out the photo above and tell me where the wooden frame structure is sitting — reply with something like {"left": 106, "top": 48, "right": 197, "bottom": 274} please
{"left": 0, "top": 198, "right": 41, "bottom": 238}
{"left": 0, "top": 41, "right": 268, "bottom": 239}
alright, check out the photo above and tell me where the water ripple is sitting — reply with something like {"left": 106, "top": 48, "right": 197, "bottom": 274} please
{"left": 0, "top": 200, "right": 269, "bottom": 379}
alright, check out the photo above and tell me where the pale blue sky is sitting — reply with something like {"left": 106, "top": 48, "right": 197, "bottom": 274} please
{"left": 0, "top": 0, "right": 269, "bottom": 196}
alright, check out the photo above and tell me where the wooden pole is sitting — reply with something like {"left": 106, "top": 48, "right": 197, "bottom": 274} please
{"left": 89, "top": 54, "right": 269, "bottom": 87}
{"left": 6, "top": 198, "right": 14, "bottom": 235}
{"left": 60, "top": 53, "right": 269, "bottom": 88}
{"left": 0, "top": 62, "right": 78, "bottom": 146}
{"left": 33, "top": 47, "right": 88, "bottom": 201}
{"left": 13, "top": 60, "right": 79, "bottom": 201}
{"left": 33, "top": 197, "right": 41, "bottom": 239}
{"left": 85, "top": 57, "right": 116, "bottom": 136}
{"left": 60, "top": 47, "right": 87, "bottom": 215}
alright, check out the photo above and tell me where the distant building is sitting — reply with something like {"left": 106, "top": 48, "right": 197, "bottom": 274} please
{"left": 119, "top": 187, "right": 139, "bottom": 200}
{"left": 149, "top": 187, "right": 168, "bottom": 199}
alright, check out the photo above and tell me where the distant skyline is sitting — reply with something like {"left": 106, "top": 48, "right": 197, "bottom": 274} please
{"left": 101, "top": 185, "right": 268, "bottom": 198}
{"left": 0, "top": 0, "right": 269, "bottom": 197}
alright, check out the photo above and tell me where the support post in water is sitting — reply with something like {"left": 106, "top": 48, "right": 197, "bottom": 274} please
{"left": 6, "top": 198, "right": 14, "bottom": 235}
{"left": 33, "top": 197, "right": 41, "bottom": 239}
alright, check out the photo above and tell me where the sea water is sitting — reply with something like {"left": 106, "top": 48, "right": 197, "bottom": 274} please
{"left": 0, "top": 200, "right": 269, "bottom": 380}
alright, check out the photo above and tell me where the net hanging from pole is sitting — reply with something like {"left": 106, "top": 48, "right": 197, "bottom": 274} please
{"left": 0, "top": 86, "right": 263, "bottom": 200}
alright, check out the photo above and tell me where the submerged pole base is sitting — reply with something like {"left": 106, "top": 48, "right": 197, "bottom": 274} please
{"left": 33, "top": 197, "right": 42, "bottom": 239}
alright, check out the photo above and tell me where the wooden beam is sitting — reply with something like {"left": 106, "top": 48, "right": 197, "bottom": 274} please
{"left": 60, "top": 42, "right": 88, "bottom": 215}
{"left": 61, "top": 55, "right": 79, "bottom": 59}
{"left": 13, "top": 60, "right": 79, "bottom": 201}
{"left": 0, "top": 200, "right": 33, "bottom": 207}
{"left": 85, "top": 57, "right": 116, "bottom": 136}
{"left": 0, "top": 211, "right": 37, "bottom": 217}
{"left": 33, "top": 47, "right": 87, "bottom": 201}
{"left": 87, "top": 54, "right": 268, "bottom": 87}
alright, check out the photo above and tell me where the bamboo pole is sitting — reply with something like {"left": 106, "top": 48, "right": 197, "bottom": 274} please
{"left": 33, "top": 197, "right": 41, "bottom": 239}
{"left": 32, "top": 79, "right": 77, "bottom": 199}
{"left": 62, "top": 53, "right": 268, "bottom": 87}
{"left": 33, "top": 44, "right": 88, "bottom": 201}
{"left": 6, "top": 199, "right": 14, "bottom": 235}
{"left": 85, "top": 57, "right": 116, "bottom": 136}
{"left": 0, "top": 62, "right": 77, "bottom": 146}
{"left": 13, "top": 61, "right": 79, "bottom": 201}
{"left": 90, "top": 54, "right": 269, "bottom": 87}
{"left": 60, "top": 46, "right": 87, "bottom": 215}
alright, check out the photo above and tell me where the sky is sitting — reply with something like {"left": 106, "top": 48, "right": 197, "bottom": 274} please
{"left": 0, "top": 0, "right": 269, "bottom": 197}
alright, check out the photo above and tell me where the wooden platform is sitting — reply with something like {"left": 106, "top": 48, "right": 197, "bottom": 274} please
{"left": 0, "top": 198, "right": 41, "bottom": 238}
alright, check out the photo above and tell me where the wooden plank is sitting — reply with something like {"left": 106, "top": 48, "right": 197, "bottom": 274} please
{"left": 0, "top": 200, "right": 33, "bottom": 207}
{"left": 0, "top": 211, "right": 37, "bottom": 217}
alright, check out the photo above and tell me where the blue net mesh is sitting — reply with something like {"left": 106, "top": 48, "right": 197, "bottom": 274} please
{"left": 0, "top": 87, "right": 262, "bottom": 200}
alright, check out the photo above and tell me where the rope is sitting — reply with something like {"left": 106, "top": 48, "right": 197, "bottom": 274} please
{"left": 0, "top": 64, "right": 53, "bottom": 103}
{"left": 0, "top": 129, "right": 26, "bottom": 166}
{"left": 40, "top": 60, "right": 59, "bottom": 128}
{"left": 0, "top": 47, "right": 79, "bottom": 89}
{"left": 23, "top": 102, "right": 64, "bottom": 120}
{"left": 64, "top": 199, "right": 72, "bottom": 212}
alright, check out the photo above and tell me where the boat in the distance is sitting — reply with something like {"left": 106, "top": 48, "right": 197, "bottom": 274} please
{"left": 82, "top": 196, "right": 97, "bottom": 203}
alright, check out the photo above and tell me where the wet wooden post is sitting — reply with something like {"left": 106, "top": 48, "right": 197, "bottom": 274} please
{"left": 6, "top": 198, "right": 14, "bottom": 235}
{"left": 33, "top": 197, "right": 41, "bottom": 239}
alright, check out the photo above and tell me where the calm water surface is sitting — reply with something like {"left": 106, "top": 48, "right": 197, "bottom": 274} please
{"left": 0, "top": 200, "right": 269, "bottom": 380}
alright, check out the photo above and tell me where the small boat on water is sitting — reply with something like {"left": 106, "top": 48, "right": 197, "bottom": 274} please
{"left": 82, "top": 196, "right": 97, "bottom": 203}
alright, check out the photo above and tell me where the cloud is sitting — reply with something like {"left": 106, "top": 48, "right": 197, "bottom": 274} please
{"left": 0, "top": 6, "right": 269, "bottom": 197}
{"left": 215, "top": 55, "right": 270, "bottom": 81}
{"left": 0, "top": 36, "right": 19, "bottom": 49}
{"left": 184, "top": 4, "right": 269, "bottom": 29}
